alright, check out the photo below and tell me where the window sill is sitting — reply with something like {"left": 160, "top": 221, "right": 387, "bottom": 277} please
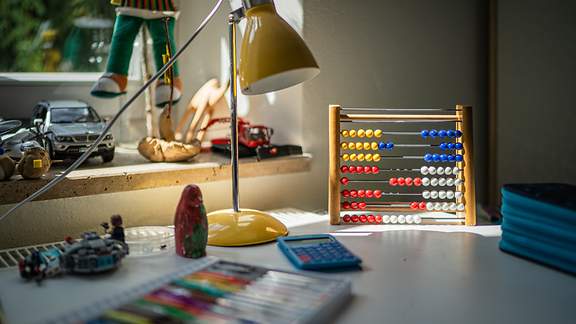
{"left": 0, "top": 73, "right": 140, "bottom": 85}
{"left": 0, "top": 149, "right": 312, "bottom": 205}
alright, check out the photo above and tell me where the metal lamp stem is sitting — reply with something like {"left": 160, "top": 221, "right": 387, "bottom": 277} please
{"left": 228, "top": 14, "right": 240, "bottom": 212}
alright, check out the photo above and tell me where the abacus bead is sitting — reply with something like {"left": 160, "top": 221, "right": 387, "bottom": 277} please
{"left": 430, "top": 129, "right": 438, "bottom": 137}
{"left": 455, "top": 191, "right": 463, "bottom": 199}
{"left": 437, "top": 167, "right": 445, "bottom": 175}
{"left": 410, "top": 202, "right": 419, "bottom": 210}
{"left": 455, "top": 154, "right": 463, "bottom": 162}
{"left": 447, "top": 130, "right": 456, "bottom": 138}
{"left": 342, "top": 154, "right": 350, "bottom": 161}
{"left": 452, "top": 166, "right": 460, "bottom": 174}
{"left": 389, "top": 177, "right": 398, "bottom": 186}
{"left": 340, "top": 177, "right": 349, "bottom": 185}
{"left": 365, "top": 190, "right": 373, "bottom": 198}
{"left": 439, "top": 130, "right": 447, "bottom": 138}
{"left": 455, "top": 143, "right": 463, "bottom": 150}
{"left": 348, "top": 142, "right": 355, "bottom": 150}
{"left": 441, "top": 203, "right": 450, "bottom": 211}
{"left": 449, "top": 203, "right": 457, "bottom": 211}
{"left": 426, "top": 202, "right": 434, "bottom": 210}
{"left": 406, "top": 215, "right": 414, "bottom": 224}
{"left": 359, "top": 215, "right": 367, "bottom": 223}
{"left": 421, "top": 130, "right": 429, "bottom": 138}
{"left": 349, "top": 153, "right": 357, "bottom": 161}
{"left": 372, "top": 166, "right": 379, "bottom": 173}
{"left": 350, "top": 190, "right": 358, "bottom": 197}
{"left": 349, "top": 130, "right": 356, "bottom": 137}
{"left": 438, "top": 178, "right": 447, "bottom": 186}
{"left": 457, "top": 203, "right": 465, "bottom": 211}
{"left": 432, "top": 154, "right": 440, "bottom": 162}
{"left": 358, "top": 190, "right": 365, "bottom": 197}
{"left": 373, "top": 154, "right": 381, "bottom": 162}
{"left": 422, "top": 177, "right": 430, "bottom": 186}
{"left": 439, "top": 190, "right": 447, "bottom": 199}
{"left": 374, "top": 190, "right": 382, "bottom": 198}
{"left": 356, "top": 166, "right": 364, "bottom": 173}
{"left": 357, "top": 153, "right": 365, "bottom": 161}
{"left": 431, "top": 178, "right": 439, "bottom": 186}
{"left": 440, "top": 154, "right": 448, "bottom": 162}
{"left": 374, "top": 129, "right": 382, "bottom": 138}
{"left": 405, "top": 177, "right": 413, "bottom": 186}
{"left": 355, "top": 142, "right": 363, "bottom": 150}
{"left": 382, "top": 215, "right": 390, "bottom": 223}
{"left": 341, "top": 143, "right": 348, "bottom": 150}
{"left": 440, "top": 142, "right": 448, "bottom": 151}
{"left": 342, "top": 190, "right": 350, "bottom": 197}
{"left": 342, "top": 202, "right": 350, "bottom": 209}
{"left": 378, "top": 142, "right": 387, "bottom": 150}
{"left": 421, "top": 166, "right": 429, "bottom": 175}
{"left": 366, "top": 129, "right": 374, "bottom": 138}
{"left": 454, "top": 179, "right": 463, "bottom": 186}
{"left": 413, "top": 178, "right": 422, "bottom": 186}
{"left": 342, "top": 130, "right": 349, "bottom": 137}
{"left": 340, "top": 165, "right": 349, "bottom": 173}
{"left": 343, "top": 215, "right": 351, "bottom": 223}
{"left": 390, "top": 215, "right": 398, "bottom": 224}
{"left": 447, "top": 143, "right": 455, "bottom": 150}
{"left": 349, "top": 166, "right": 356, "bottom": 174}
{"left": 434, "top": 202, "right": 442, "bottom": 211}
{"left": 386, "top": 141, "right": 394, "bottom": 150}
{"left": 398, "top": 215, "right": 406, "bottom": 224}
{"left": 359, "top": 202, "right": 367, "bottom": 209}
{"left": 455, "top": 130, "right": 463, "bottom": 138}
{"left": 424, "top": 154, "right": 433, "bottom": 162}
{"left": 364, "top": 166, "right": 372, "bottom": 174}
{"left": 350, "top": 202, "right": 358, "bottom": 209}
{"left": 422, "top": 190, "right": 431, "bottom": 199}
{"left": 375, "top": 215, "right": 383, "bottom": 223}
{"left": 413, "top": 215, "right": 422, "bottom": 224}
{"left": 365, "top": 154, "right": 373, "bottom": 162}
{"left": 351, "top": 215, "right": 359, "bottom": 222}
{"left": 358, "top": 129, "right": 365, "bottom": 138}
{"left": 397, "top": 177, "right": 406, "bottom": 186}
{"left": 419, "top": 202, "right": 427, "bottom": 210}
{"left": 428, "top": 166, "right": 437, "bottom": 175}
{"left": 363, "top": 142, "right": 371, "bottom": 150}
{"left": 444, "top": 167, "right": 452, "bottom": 175}
{"left": 368, "top": 215, "right": 375, "bottom": 223}
{"left": 447, "top": 191, "right": 455, "bottom": 199}
{"left": 371, "top": 142, "right": 379, "bottom": 150}
{"left": 431, "top": 191, "right": 439, "bottom": 199}
{"left": 446, "top": 178, "right": 454, "bottom": 186}
{"left": 447, "top": 155, "right": 455, "bottom": 162}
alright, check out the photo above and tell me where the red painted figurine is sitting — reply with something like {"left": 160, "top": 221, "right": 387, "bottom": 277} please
{"left": 174, "top": 185, "right": 208, "bottom": 258}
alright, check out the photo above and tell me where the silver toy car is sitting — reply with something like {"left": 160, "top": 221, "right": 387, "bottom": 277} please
{"left": 32, "top": 100, "right": 115, "bottom": 162}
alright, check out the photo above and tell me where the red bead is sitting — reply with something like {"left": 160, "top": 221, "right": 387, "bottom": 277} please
{"left": 413, "top": 178, "right": 422, "bottom": 186}
{"left": 356, "top": 166, "right": 363, "bottom": 174}
{"left": 359, "top": 215, "right": 368, "bottom": 223}
{"left": 349, "top": 167, "right": 356, "bottom": 174}
{"left": 340, "top": 177, "right": 349, "bottom": 185}
{"left": 341, "top": 190, "right": 350, "bottom": 197}
{"left": 419, "top": 202, "right": 426, "bottom": 210}
{"left": 342, "top": 202, "right": 351, "bottom": 209}
{"left": 410, "top": 202, "right": 419, "bottom": 210}
{"left": 364, "top": 166, "right": 372, "bottom": 174}
{"left": 375, "top": 215, "right": 383, "bottom": 223}
{"left": 405, "top": 177, "right": 413, "bottom": 186}
{"left": 359, "top": 202, "right": 367, "bottom": 209}
{"left": 372, "top": 166, "right": 379, "bottom": 174}
{"left": 351, "top": 215, "right": 359, "bottom": 223}
{"left": 374, "top": 190, "right": 382, "bottom": 198}
{"left": 368, "top": 215, "right": 375, "bottom": 223}
{"left": 365, "top": 190, "right": 373, "bottom": 198}
{"left": 350, "top": 202, "right": 358, "bottom": 209}
{"left": 358, "top": 190, "right": 365, "bottom": 198}
{"left": 340, "top": 165, "right": 348, "bottom": 173}
{"left": 389, "top": 178, "right": 398, "bottom": 186}
{"left": 350, "top": 190, "right": 358, "bottom": 198}
{"left": 343, "top": 215, "right": 351, "bottom": 223}
{"left": 397, "top": 177, "right": 406, "bottom": 186}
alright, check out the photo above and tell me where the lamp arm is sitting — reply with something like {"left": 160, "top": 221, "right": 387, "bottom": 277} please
{"left": 0, "top": 0, "right": 226, "bottom": 222}
{"left": 228, "top": 12, "right": 241, "bottom": 212}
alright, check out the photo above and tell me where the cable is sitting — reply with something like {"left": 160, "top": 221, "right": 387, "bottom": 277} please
{"left": 0, "top": 0, "right": 225, "bottom": 222}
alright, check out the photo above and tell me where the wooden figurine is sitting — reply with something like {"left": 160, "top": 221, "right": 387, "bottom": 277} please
{"left": 174, "top": 184, "right": 208, "bottom": 258}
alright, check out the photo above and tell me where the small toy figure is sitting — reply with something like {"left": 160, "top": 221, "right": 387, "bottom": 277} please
{"left": 174, "top": 185, "right": 208, "bottom": 258}
{"left": 16, "top": 142, "right": 51, "bottom": 179}
{"left": 102, "top": 214, "right": 126, "bottom": 243}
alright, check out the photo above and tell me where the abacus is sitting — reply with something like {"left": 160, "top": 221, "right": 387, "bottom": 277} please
{"left": 328, "top": 105, "right": 476, "bottom": 225}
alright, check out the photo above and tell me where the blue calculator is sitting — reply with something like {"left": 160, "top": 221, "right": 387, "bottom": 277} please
{"left": 277, "top": 234, "right": 362, "bottom": 270}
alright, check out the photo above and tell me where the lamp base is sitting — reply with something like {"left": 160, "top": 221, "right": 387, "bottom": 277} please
{"left": 207, "top": 208, "right": 288, "bottom": 246}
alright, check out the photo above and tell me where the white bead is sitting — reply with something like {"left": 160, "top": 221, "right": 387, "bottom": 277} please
{"left": 430, "top": 190, "right": 439, "bottom": 199}
{"left": 442, "top": 203, "right": 450, "bottom": 211}
{"left": 390, "top": 215, "right": 398, "bottom": 224}
{"left": 437, "top": 167, "right": 445, "bottom": 175}
{"left": 406, "top": 215, "right": 414, "bottom": 224}
{"left": 454, "top": 179, "right": 463, "bottom": 186}
{"left": 438, "top": 190, "right": 447, "bottom": 199}
{"left": 382, "top": 215, "right": 391, "bottom": 223}
{"left": 422, "top": 190, "right": 431, "bottom": 199}
{"left": 444, "top": 167, "right": 453, "bottom": 175}
{"left": 438, "top": 178, "right": 447, "bottom": 186}
{"left": 430, "top": 178, "right": 439, "bottom": 186}
{"left": 422, "top": 177, "right": 430, "bottom": 186}
{"left": 420, "top": 166, "right": 429, "bottom": 175}
{"left": 446, "top": 178, "right": 455, "bottom": 186}
{"left": 428, "top": 166, "right": 437, "bottom": 175}
{"left": 449, "top": 202, "right": 457, "bottom": 211}
{"left": 455, "top": 191, "right": 463, "bottom": 199}
{"left": 426, "top": 202, "right": 434, "bottom": 211}
{"left": 413, "top": 215, "right": 422, "bottom": 224}
{"left": 434, "top": 202, "right": 442, "bottom": 211}
{"left": 446, "top": 191, "right": 455, "bottom": 199}
{"left": 398, "top": 215, "right": 406, "bottom": 224}
{"left": 453, "top": 167, "right": 459, "bottom": 174}
{"left": 457, "top": 203, "right": 465, "bottom": 211}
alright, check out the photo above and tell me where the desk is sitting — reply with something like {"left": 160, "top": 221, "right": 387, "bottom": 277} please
{"left": 1, "top": 211, "right": 575, "bottom": 324}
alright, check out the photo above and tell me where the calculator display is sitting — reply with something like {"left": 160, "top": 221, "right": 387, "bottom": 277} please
{"left": 285, "top": 238, "right": 332, "bottom": 246}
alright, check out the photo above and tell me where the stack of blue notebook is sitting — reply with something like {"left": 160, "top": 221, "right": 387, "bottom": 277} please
{"left": 500, "top": 183, "right": 576, "bottom": 274}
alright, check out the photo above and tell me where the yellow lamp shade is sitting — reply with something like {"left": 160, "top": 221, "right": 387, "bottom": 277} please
{"left": 239, "top": 3, "right": 320, "bottom": 95}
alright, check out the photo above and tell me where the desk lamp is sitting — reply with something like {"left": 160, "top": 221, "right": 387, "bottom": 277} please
{"left": 207, "top": 0, "right": 320, "bottom": 246}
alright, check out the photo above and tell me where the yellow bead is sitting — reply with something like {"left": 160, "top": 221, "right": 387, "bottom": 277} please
{"left": 371, "top": 142, "right": 379, "bottom": 150}
{"left": 357, "top": 153, "right": 365, "bottom": 161}
{"left": 373, "top": 154, "right": 381, "bottom": 162}
{"left": 341, "top": 142, "right": 348, "bottom": 150}
{"left": 342, "top": 154, "right": 349, "bottom": 161}
{"left": 374, "top": 129, "right": 382, "bottom": 138}
{"left": 357, "top": 129, "right": 365, "bottom": 138}
{"left": 349, "top": 153, "right": 357, "bottom": 161}
{"left": 348, "top": 142, "right": 355, "bottom": 150}
{"left": 365, "top": 154, "right": 373, "bottom": 162}
{"left": 349, "top": 130, "right": 357, "bottom": 137}
{"left": 366, "top": 129, "right": 373, "bottom": 138}
{"left": 341, "top": 130, "right": 349, "bottom": 137}
{"left": 363, "top": 142, "right": 371, "bottom": 150}
{"left": 355, "top": 142, "right": 363, "bottom": 150}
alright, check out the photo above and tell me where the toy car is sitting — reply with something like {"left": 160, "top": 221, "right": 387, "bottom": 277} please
{"left": 32, "top": 100, "right": 115, "bottom": 162}
{"left": 203, "top": 117, "right": 273, "bottom": 148}
{"left": 61, "top": 232, "right": 129, "bottom": 274}
{"left": 19, "top": 248, "right": 63, "bottom": 282}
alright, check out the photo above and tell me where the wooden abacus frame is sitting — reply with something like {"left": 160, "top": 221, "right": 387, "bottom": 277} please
{"left": 329, "top": 104, "right": 476, "bottom": 225}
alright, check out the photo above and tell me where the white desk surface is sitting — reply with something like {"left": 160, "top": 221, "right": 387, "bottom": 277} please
{"left": 1, "top": 210, "right": 575, "bottom": 324}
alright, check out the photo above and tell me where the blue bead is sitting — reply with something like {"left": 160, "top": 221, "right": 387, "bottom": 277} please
{"left": 440, "top": 154, "right": 448, "bottom": 162}
{"left": 447, "top": 143, "right": 455, "bottom": 150}
{"left": 424, "top": 153, "right": 433, "bottom": 162}
{"left": 429, "top": 129, "right": 438, "bottom": 137}
{"left": 455, "top": 143, "right": 463, "bottom": 150}
{"left": 447, "top": 130, "right": 456, "bottom": 138}
{"left": 455, "top": 130, "right": 463, "bottom": 138}
{"left": 439, "top": 142, "right": 447, "bottom": 151}
{"left": 447, "top": 154, "right": 456, "bottom": 162}
{"left": 438, "top": 130, "right": 447, "bottom": 138}
{"left": 421, "top": 130, "right": 429, "bottom": 138}
{"left": 378, "top": 142, "right": 387, "bottom": 150}
{"left": 455, "top": 154, "right": 463, "bottom": 162}
{"left": 386, "top": 141, "right": 394, "bottom": 150}
{"left": 432, "top": 154, "right": 440, "bottom": 162}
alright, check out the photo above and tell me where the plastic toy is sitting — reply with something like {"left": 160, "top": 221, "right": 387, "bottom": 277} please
{"left": 101, "top": 214, "right": 126, "bottom": 243}
{"left": 203, "top": 117, "right": 274, "bottom": 149}
{"left": 18, "top": 248, "right": 63, "bottom": 283}
{"left": 61, "top": 232, "right": 129, "bottom": 274}
{"left": 174, "top": 185, "right": 208, "bottom": 258}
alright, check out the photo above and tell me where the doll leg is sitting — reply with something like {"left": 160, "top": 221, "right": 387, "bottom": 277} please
{"left": 91, "top": 15, "right": 143, "bottom": 98}
{"left": 147, "top": 17, "right": 182, "bottom": 107}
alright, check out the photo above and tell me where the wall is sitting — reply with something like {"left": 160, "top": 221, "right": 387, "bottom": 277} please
{"left": 496, "top": 0, "right": 576, "bottom": 189}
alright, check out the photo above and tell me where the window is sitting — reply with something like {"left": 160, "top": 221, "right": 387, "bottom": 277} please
{"left": 0, "top": 0, "right": 115, "bottom": 73}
